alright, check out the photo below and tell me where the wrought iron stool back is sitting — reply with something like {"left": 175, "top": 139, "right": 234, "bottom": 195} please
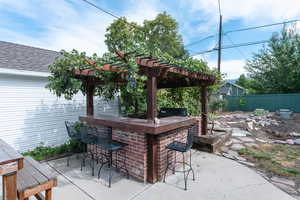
{"left": 163, "top": 125, "right": 196, "bottom": 190}
{"left": 95, "top": 126, "right": 129, "bottom": 188}
{"left": 65, "top": 121, "right": 83, "bottom": 167}
{"left": 79, "top": 125, "right": 98, "bottom": 176}
{"left": 65, "top": 121, "right": 81, "bottom": 140}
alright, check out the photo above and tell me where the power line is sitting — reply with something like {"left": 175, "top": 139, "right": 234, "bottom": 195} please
{"left": 225, "top": 19, "right": 300, "bottom": 34}
{"left": 192, "top": 39, "right": 269, "bottom": 56}
{"left": 185, "top": 19, "right": 300, "bottom": 48}
{"left": 80, "top": 0, "right": 120, "bottom": 19}
{"left": 185, "top": 35, "right": 215, "bottom": 47}
{"left": 224, "top": 34, "right": 247, "bottom": 59}
{"left": 79, "top": 0, "right": 140, "bottom": 33}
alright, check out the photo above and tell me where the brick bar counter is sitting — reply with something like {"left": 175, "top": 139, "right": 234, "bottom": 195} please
{"left": 79, "top": 115, "right": 196, "bottom": 183}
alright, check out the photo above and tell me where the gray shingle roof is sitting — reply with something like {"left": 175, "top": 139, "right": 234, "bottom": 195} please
{"left": 218, "top": 87, "right": 231, "bottom": 95}
{"left": 0, "top": 41, "right": 60, "bottom": 73}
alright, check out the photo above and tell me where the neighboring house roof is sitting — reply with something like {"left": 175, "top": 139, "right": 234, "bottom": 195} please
{"left": 217, "top": 81, "right": 245, "bottom": 95}
{"left": 218, "top": 86, "right": 231, "bottom": 95}
{"left": 228, "top": 82, "right": 245, "bottom": 90}
{"left": 0, "top": 41, "right": 59, "bottom": 73}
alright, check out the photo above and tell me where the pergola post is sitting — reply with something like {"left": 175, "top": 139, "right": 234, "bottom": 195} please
{"left": 146, "top": 76, "right": 157, "bottom": 123}
{"left": 86, "top": 80, "right": 95, "bottom": 116}
{"left": 201, "top": 86, "right": 208, "bottom": 135}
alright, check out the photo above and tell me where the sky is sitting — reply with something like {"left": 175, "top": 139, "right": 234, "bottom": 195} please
{"left": 1, "top": 0, "right": 300, "bottom": 79}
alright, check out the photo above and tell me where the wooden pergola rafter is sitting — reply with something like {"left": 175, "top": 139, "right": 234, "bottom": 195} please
{"left": 72, "top": 51, "right": 216, "bottom": 135}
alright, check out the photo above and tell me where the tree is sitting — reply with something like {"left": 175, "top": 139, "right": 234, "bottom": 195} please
{"left": 236, "top": 74, "right": 248, "bottom": 88}
{"left": 246, "top": 27, "right": 300, "bottom": 94}
{"left": 142, "top": 12, "right": 186, "bottom": 57}
{"left": 236, "top": 74, "right": 256, "bottom": 94}
{"left": 105, "top": 12, "right": 186, "bottom": 57}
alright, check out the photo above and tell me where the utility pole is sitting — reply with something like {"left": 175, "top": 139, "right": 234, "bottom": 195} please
{"left": 217, "top": 14, "right": 222, "bottom": 73}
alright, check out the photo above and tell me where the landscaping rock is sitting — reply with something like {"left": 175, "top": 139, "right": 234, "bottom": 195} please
{"left": 272, "top": 182, "right": 298, "bottom": 195}
{"left": 222, "top": 153, "right": 235, "bottom": 160}
{"left": 256, "top": 138, "right": 267, "bottom": 143}
{"left": 273, "top": 140, "right": 287, "bottom": 144}
{"left": 256, "top": 170, "right": 270, "bottom": 180}
{"left": 224, "top": 140, "right": 233, "bottom": 146}
{"left": 244, "top": 143, "right": 259, "bottom": 148}
{"left": 239, "top": 137, "right": 255, "bottom": 143}
{"left": 238, "top": 160, "right": 255, "bottom": 167}
{"left": 271, "top": 176, "right": 295, "bottom": 187}
{"left": 232, "top": 128, "right": 251, "bottom": 137}
{"left": 220, "top": 146, "right": 229, "bottom": 153}
{"left": 290, "top": 132, "right": 300, "bottom": 137}
{"left": 227, "top": 150, "right": 239, "bottom": 157}
{"left": 231, "top": 143, "right": 245, "bottom": 151}
{"left": 294, "top": 139, "right": 300, "bottom": 145}
{"left": 246, "top": 121, "right": 254, "bottom": 130}
{"left": 235, "top": 156, "right": 247, "bottom": 162}
{"left": 232, "top": 138, "right": 242, "bottom": 144}
{"left": 286, "top": 139, "right": 294, "bottom": 145}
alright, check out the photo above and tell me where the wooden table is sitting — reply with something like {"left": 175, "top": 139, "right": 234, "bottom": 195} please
{"left": 0, "top": 139, "right": 24, "bottom": 200}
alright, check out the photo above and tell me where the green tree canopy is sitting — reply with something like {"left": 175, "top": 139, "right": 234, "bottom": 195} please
{"left": 246, "top": 27, "right": 300, "bottom": 94}
{"left": 236, "top": 74, "right": 257, "bottom": 94}
{"left": 105, "top": 12, "right": 186, "bottom": 57}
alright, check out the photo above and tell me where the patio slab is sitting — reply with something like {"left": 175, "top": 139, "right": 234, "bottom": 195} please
{"left": 0, "top": 151, "right": 295, "bottom": 200}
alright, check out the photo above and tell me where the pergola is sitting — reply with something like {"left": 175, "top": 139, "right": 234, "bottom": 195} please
{"left": 72, "top": 51, "right": 216, "bottom": 135}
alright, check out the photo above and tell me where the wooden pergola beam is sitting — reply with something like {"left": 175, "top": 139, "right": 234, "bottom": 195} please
{"left": 146, "top": 76, "right": 157, "bottom": 122}
{"left": 201, "top": 86, "right": 208, "bottom": 135}
{"left": 85, "top": 79, "right": 95, "bottom": 116}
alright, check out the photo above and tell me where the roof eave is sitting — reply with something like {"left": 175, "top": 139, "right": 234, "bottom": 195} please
{"left": 0, "top": 68, "right": 50, "bottom": 78}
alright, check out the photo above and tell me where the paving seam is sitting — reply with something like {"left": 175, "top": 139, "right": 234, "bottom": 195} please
{"left": 46, "top": 161, "right": 96, "bottom": 200}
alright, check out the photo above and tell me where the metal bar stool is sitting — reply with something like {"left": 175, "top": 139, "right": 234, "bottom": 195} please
{"left": 80, "top": 125, "right": 98, "bottom": 176}
{"left": 163, "top": 126, "right": 196, "bottom": 190}
{"left": 96, "top": 127, "right": 129, "bottom": 188}
{"left": 65, "top": 121, "right": 83, "bottom": 167}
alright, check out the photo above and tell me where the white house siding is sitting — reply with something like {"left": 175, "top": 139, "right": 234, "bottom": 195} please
{"left": 0, "top": 74, "right": 119, "bottom": 152}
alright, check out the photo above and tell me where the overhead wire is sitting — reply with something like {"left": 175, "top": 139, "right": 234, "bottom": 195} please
{"left": 80, "top": 0, "right": 120, "bottom": 19}
{"left": 79, "top": 0, "right": 139, "bottom": 30}
{"left": 192, "top": 40, "right": 269, "bottom": 56}
{"left": 224, "top": 34, "right": 247, "bottom": 59}
{"left": 185, "top": 19, "right": 300, "bottom": 48}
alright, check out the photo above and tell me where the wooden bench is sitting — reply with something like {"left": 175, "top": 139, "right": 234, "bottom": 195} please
{"left": 17, "top": 156, "right": 57, "bottom": 200}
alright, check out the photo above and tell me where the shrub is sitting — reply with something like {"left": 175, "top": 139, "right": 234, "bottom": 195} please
{"left": 22, "top": 139, "right": 83, "bottom": 161}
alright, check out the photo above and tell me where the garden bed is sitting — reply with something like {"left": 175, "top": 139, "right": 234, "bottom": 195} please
{"left": 239, "top": 144, "right": 300, "bottom": 177}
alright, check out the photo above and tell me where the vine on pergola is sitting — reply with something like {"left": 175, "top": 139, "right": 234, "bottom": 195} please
{"left": 46, "top": 13, "right": 220, "bottom": 116}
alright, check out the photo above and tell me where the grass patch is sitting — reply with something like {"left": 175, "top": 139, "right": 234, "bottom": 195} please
{"left": 22, "top": 139, "right": 83, "bottom": 161}
{"left": 238, "top": 144, "right": 300, "bottom": 177}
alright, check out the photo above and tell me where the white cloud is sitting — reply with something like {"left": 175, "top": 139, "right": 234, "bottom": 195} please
{"left": 0, "top": 0, "right": 161, "bottom": 55}
{"left": 186, "top": 0, "right": 300, "bottom": 30}
{"left": 208, "top": 59, "right": 246, "bottom": 79}
{"left": 124, "top": 0, "right": 160, "bottom": 24}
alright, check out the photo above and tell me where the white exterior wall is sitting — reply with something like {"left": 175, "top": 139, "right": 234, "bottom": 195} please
{"left": 0, "top": 74, "right": 119, "bottom": 152}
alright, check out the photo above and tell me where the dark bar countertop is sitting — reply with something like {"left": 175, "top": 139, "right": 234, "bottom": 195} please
{"left": 79, "top": 115, "right": 196, "bottom": 135}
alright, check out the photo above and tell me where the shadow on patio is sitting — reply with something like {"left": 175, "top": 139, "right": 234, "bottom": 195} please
{"left": 14, "top": 150, "right": 294, "bottom": 200}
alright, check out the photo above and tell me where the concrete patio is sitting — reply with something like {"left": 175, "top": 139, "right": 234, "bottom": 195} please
{"left": 1, "top": 151, "right": 295, "bottom": 200}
